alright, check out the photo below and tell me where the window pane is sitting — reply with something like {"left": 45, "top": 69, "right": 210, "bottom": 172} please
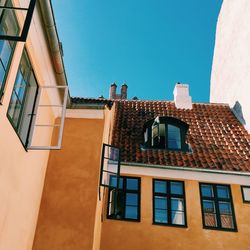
{"left": 219, "top": 202, "right": 232, "bottom": 215}
{"left": 154, "top": 180, "right": 167, "bottom": 194}
{"left": 125, "top": 206, "right": 138, "bottom": 219}
{"left": 170, "top": 182, "right": 183, "bottom": 195}
{"left": 0, "top": 40, "right": 11, "bottom": 69}
{"left": 201, "top": 184, "right": 214, "bottom": 197}
{"left": 0, "top": 61, "right": 5, "bottom": 90}
{"left": 126, "top": 193, "right": 138, "bottom": 206}
{"left": 171, "top": 211, "right": 185, "bottom": 225}
{"left": 159, "top": 123, "right": 165, "bottom": 136}
{"left": 8, "top": 92, "right": 22, "bottom": 127}
{"left": 217, "top": 186, "right": 229, "bottom": 199}
{"left": 171, "top": 198, "right": 184, "bottom": 211}
{"left": 155, "top": 209, "right": 168, "bottom": 223}
{"left": 242, "top": 187, "right": 250, "bottom": 202}
{"left": 168, "top": 125, "right": 181, "bottom": 149}
{"left": 155, "top": 196, "right": 167, "bottom": 209}
{"left": 126, "top": 178, "right": 138, "bottom": 190}
{"left": 110, "top": 176, "right": 123, "bottom": 189}
{"left": 203, "top": 200, "right": 216, "bottom": 213}
{"left": 221, "top": 215, "right": 234, "bottom": 229}
{"left": 204, "top": 213, "right": 217, "bottom": 227}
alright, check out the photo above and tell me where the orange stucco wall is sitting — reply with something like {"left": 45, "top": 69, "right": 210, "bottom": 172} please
{"left": 32, "top": 118, "right": 104, "bottom": 250}
{"left": 100, "top": 176, "right": 250, "bottom": 250}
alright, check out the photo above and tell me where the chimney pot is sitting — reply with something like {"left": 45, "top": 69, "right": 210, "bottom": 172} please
{"left": 109, "top": 82, "right": 117, "bottom": 99}
{"left": 121, "top": 83, "right": 128, "bottom": 99}
{"left": 173, "top": 83, "right": 192, "bottom": 109}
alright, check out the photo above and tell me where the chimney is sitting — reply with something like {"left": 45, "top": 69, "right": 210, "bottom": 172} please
{"left": 109, "top": 83, "right": 117, "bottom": 99}
{"left": 173, "top": 83, "right": 192, "bottom": 109}
{"left": 121, "top": 83, "right": 128, "bottom": 99}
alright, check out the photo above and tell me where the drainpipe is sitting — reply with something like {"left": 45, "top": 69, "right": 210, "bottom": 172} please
{"left": 38, "top": 0, "right": 70, "bottom": 105}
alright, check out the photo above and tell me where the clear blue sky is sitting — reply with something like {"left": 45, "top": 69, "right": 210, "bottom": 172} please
{"left": 52, "top": 0, "right": 223, "bottom": 102}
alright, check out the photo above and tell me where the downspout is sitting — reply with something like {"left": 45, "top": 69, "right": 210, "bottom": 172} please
{"left": 38, "top": 0, "right": 70, "bottom": 105}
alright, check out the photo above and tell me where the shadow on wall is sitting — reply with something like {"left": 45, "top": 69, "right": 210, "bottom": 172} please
{"left": 232, "top": 101, "right": 246, "bottom": 125}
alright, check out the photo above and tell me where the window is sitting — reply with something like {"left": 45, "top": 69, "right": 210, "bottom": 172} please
{"left": 199, "top": 183, "right": 237, "bottom": 231}
{"left": 107, "top": 176, "right": 140, "bottom": 221}
{"left": 153, "top": 179, "right": 187, "bottom": 227}
{"left": 0, "top": 0, "right": 19, "bottom": 100}
{"left": 7, "top": 48, "right": 38, "bottom": 147}
{"left": 241, "top": 186, "right": 250, "bottom": 203}
{"left": 143, "top": 116, "right": 189, "bottom": 151}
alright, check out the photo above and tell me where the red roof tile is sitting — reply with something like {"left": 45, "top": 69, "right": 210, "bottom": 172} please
{"left": 111, "top": 100, "right": 250, "bottom": 172}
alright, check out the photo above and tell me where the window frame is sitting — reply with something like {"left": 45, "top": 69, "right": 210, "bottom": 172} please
{"left": 152, "top": 179, "right": 187, "bottom": 228}
{"left": 143, "top": 116, "right": 189, "bottom": 152}
{"left": 6, "top": 47, "right": 39, "bottom": 150}
{"left": 107, "top": 176, "right": 141, "bottom": 222}
{"left": 0, "top": 0, "right": 20, "bottom": 102}
{"left": 199, "top": 183, "right": 237, "bottom": 232}
{"left": 241, "top": 186, "right": 250, "bottom": 204}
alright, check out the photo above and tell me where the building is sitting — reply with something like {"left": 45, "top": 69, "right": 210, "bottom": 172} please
{"left": 0, "top": 0, "right": 68, "bottom": 249}
{"left": 33, "top": 84, "right": 250, "bottom": 250}
{"left": 1, "top": 1, "right": 250, "bottom": 250}
{"left": 210, "top": 0, "right": 250, "bottom": 133}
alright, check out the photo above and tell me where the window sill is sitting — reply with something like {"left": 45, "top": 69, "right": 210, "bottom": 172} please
{"left": 153, "top": 222, "right": 187, "bottom": 228}
{"left": 107, "top": 216, "right": 140, "bottom": 223}
{"left": 202, "top": 226, "right": 238, "bottom": 232}
{"left": 140, "top": 144, "right": 192, "bottom": 153}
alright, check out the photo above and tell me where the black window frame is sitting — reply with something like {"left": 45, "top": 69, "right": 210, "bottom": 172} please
{"left": 0, "top": 0, "right": 20, "bottom": 101}
{"left": 153, "top": 179, "right": 187, "bottom": 228}
{"left": 143, "top": 116, "right": 189, "bottom": 152}
{"left": 7, "top": 47, "right": 39, "bottom": 150}
{"left": 241, "top": 186, "right": 250, "bottom": 204}
{"left": 199, "top": 183, "right": 237, "bottom": 232}
{"left": 107, "top": 176, "right": 141, "bottom": 222}
{"left": 0, "top": 0, "right": 36, "bottom": 42}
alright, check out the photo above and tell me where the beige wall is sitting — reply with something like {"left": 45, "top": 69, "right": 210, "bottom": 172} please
{"left": 0, "top": 1, "right": 63, "bottom": 249}
{"left": 33, "top": 118, "right": 105, "bottom": 250}
{"left": 210, "top": 0, "right": 250, "bottom": 132}
{"left": 101, "top": 176, "right": 250, "bottom": 250}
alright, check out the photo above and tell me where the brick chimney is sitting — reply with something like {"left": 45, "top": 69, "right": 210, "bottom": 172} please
{"left": 173, "top": 83, "right": 192, "bottom": 109}
{"left": 121, "top": 83, "right": 128, "bottom": 99}
{"left": 109, "top": 83, "right": 117, "bottom": 99}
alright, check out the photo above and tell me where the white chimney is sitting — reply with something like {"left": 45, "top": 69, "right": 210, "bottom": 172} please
{"left": 173, "top": 83, "right": 192, "bottom": 109}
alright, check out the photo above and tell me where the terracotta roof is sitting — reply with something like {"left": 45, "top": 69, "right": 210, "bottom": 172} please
{"left": 111, "top": 100, "right": 250, "bottom": 172}
{"left": 71, "top": 97, "right": 113, "bottom": 108}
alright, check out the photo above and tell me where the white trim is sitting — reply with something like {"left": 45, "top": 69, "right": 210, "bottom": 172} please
{"left": 117, "top": 163, "right": 250, "bottom": 185}
{"left": 66, "top": 109, "right": 104, "bottom": 119}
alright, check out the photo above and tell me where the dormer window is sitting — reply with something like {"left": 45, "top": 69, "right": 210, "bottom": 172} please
{"left": 143, "top": 116, "right": 189, "bottom": 151}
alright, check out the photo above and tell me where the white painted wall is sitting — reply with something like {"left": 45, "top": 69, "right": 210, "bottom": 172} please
{"left": 210, "top": 0, "right": 250, "bottom": 132}
{"left": 0, "top": 1, "right": 63, "bottom": 249}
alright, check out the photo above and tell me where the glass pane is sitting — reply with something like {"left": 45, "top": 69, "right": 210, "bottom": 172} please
{"left": 170, "top": 182, "right": 183, "bottom": 195}
{"left": 0, "top": 40, "right": 11, "bottom": 69}
{"left": 126, "top": 178, "right": 138, "bottom": 190}
{"left": 126, "top": 193, "right": 138, "bottom": 206}
{"left": 171, "top": 198, "right": 184, "bottom": 211}
{"left": 217, "top": 186, "right": 229, "bottom": 199}
{"left": 219, "top": 202, "right": 232, "bottom": 215}
{"left": 155, "top": 196, "right": 167, "bottom": 209}
{"left": 201, "top": 184, "right": 214, "bottom": 197}
{"left": 7, "top": 92, "right": 22, "bottom": 127}
{"left": 242, "top": 187, "right": 250, "bottom": 201}
{"left": 221, "top": 215, "right": 234, "bottom": 229}
{"left": 171, "top": 211, "right": 184, "bottom": 225}
{"left": 155, "top": 209, "right": 168, "bottom": 223}
{"left": 168, "top": 124, "right": 181, "bottom": 149}
{"left": 154, "top": 180, "right": 167, "bottom": 194}
{"left": 115, "top": 191, "right": 125, "bottom": 219}
{"left": 0, "top": 61, "right": 5, "bottom": 90}
{"left": 125, "top": 206, "right": 137, "bottom": 219}
{"left": 159, "top": 123, "right": 165, "bottom": 136}
{"left": 204, "top": 213, "right": 217, "bottom": 227}
{"left": 110, "top": 176, "right": 123, "bottom": 189}
{"left": 203, "top": 200, "right": 216, "bottom": 213}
